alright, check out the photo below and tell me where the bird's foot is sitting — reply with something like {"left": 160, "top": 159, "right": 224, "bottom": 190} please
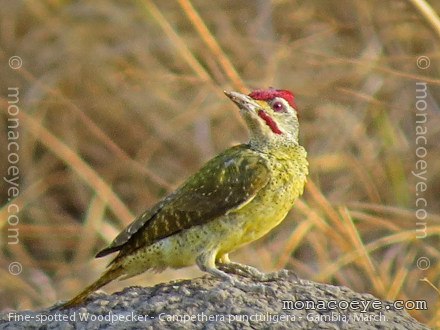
{"left": 258, "top": 268, "right": 298, "bottom": 282}
{"left": 201, "top": 262, "right": 272, "bottom": 294}
{"left": 230, "top": 279, "right": 274, "bottom": 295}
{"left": 215, "top": 272, "right": 274, "bottom": 295}
{"left": 217, "top": 262, "right": 296, "bottom": 282}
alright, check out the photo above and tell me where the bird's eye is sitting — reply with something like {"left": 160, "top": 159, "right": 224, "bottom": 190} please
{"left": 272, "top": 101, "right": 285, "bottom": 112}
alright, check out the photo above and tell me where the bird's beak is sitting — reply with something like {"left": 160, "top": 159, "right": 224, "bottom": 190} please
{"left": 224, "top": 91, "right": 260, "bottom": 112}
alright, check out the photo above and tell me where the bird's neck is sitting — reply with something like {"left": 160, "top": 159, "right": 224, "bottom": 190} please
{"left": 248, "top": 138, "right": 300, "bottom": 156}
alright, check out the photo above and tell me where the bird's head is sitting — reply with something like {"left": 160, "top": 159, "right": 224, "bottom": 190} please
{"left": 225, "top": 88, "right": 300, "bottom": 149}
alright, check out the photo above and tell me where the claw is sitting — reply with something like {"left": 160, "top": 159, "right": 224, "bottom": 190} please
{"left": 216, "top": 261, "right": 294, "bottom": 282}
{"left": 216, "top": 275, "right": 273, "bottom": 295}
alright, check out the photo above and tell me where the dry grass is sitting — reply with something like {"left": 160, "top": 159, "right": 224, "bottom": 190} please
{"left": 0, "top": 0, "right": 439, "bottom": 326}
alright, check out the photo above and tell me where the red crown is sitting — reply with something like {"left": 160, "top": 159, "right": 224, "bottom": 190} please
{"left": 249, "top": 89, "right": 296, "bottom": 109}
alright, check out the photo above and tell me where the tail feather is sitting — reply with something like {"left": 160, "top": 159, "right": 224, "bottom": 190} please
{"left": 60, "top": 265, "right": 124, "bottom": 309}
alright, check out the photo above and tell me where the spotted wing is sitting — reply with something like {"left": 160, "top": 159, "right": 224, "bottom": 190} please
{"left": 96, "top": 145, "right": 270, "bottom": 260}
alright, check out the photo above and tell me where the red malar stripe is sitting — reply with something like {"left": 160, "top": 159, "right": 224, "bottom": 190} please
{"left": 258, "top": 110, "right": 282, "bottom": 135}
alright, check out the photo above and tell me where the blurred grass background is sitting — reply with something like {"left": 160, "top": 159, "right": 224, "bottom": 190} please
{"left": 0, "top": 0, "right": 439, "bottom": 326}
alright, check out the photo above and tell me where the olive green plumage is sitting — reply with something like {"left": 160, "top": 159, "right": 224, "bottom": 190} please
{"left": 62, "top": 89, "right": 308, "bottom": 308}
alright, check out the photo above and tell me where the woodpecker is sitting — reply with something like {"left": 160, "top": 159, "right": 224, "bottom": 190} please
{"left": 61, "top": 88, "right": 308, "bottom": 308}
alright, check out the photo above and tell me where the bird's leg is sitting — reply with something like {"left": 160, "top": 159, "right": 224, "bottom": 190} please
{"left": 196, "top": 252, "right": 269, "bottom": 294}
{"left": 216, "top": 254, "right": 263, "bottom": 278}
{"left": 217, "top": 254, "right": 293, "bottom": 282}
{"left": 216, "top": 254, "right": 254, "bottom": 278}
{"left": 196, "top": 252, "right": 235, "bottom": 282}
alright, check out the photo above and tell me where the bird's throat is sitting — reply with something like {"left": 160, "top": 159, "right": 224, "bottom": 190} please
{"left": 258, "top": 110, "right": 282, "bottom": 135}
